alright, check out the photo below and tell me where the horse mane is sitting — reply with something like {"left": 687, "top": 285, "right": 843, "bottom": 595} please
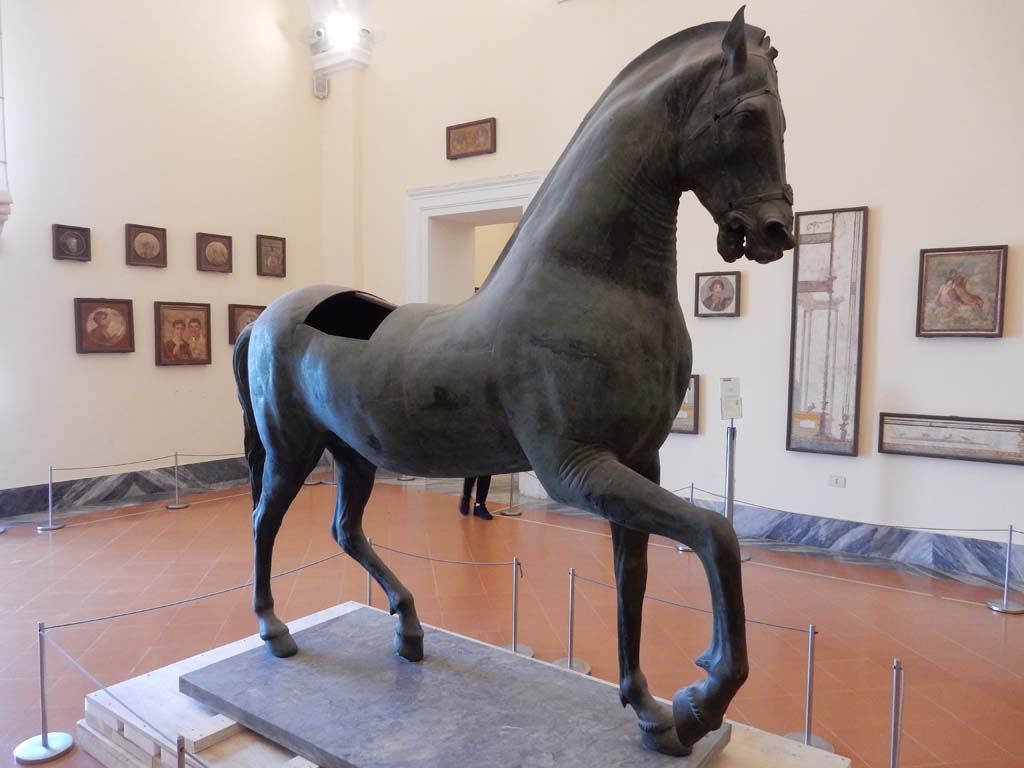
{"left": 479, "top": 19, "right": 774, "bottom": 289}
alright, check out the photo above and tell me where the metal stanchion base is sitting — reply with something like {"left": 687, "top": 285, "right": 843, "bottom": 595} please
{"left": 0, "top": 526, "right": 6, "bottom": 534}
{"left": 13, "top": 732, "right": 74, "bottom": 764}
{"left": 322, "top": 478, "right": 337, "bottom": 486}
{"left": 397, "top": 475, "right": 416, "bottom": 481}
{"left": 739, "top": 549, "right": 752, "bottom": 562}
{"left": 987, "top": 598, "right": 1024, "bottom": 615}
{"left": 166, "top": 502, "right": 190, "bottom": 510}
{"left": 676, "top": 543, "right": 691, "bottom": 553}
{"left": 303, "top": 478, "right": 322, "bottom": 486}
{"left": 35, "top": 523, "right": 64, "bottom": 533}
{"left": 500, "top": 508, "right": 522, "bottom": 517}
{"left": 553, "top": 657, "right": 592, "bottom": 675}
{"left": 501, "top": 643, "right": 535, "bottom": 658}
{"left": 783, "top": 733, "right": 834, "bottom": 753}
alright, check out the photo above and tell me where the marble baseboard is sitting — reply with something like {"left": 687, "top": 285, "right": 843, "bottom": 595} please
{"left": 0, "top": 455, "right": 330, "bottom": 520}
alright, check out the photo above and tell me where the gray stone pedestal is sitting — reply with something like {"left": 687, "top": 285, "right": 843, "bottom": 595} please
{"left": 180, "top": 606, "right": 729, "bottom": 768}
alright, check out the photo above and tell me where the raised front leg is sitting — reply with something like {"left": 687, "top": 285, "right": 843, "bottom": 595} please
{"left": 536, "top": 445, "right": 748, "bottom": 752}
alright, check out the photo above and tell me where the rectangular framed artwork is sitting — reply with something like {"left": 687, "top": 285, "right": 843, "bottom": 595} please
{"left": 446, "top": 117, "right": 497, "bottom": 160}
{"left": 74, "top": 298, "right": 134, "bottom": 353}
{"left": 53, "top": 224, "right": 91, "bottom": 262}
{"left": 916, "top": 245, "right": 1007, "bottom": 337}
{"left": 256, "top": 235, "right": 286, "bottom": 277}
{"left": 197, "top": 232, "right": 233, "bottom": 273}
{"left": 125, "top": 224, "right": 167, "bottom": 268}
{"left": 879, "top": 413, "right": 1024, "bottom": 467}
{"left": 228, "top": 304, "right": 266, "bottom": 344}
{"left": 786, "top": 206, "right": 868, "bottom": 456}
{"left": 694, "top": 272, "right": 741, "bottom": 317}
{"left": 154, "top": 301, "right": 211, "bottom": 366}
{"left": 670, "top": 375, "right": 700, "bottom": 434}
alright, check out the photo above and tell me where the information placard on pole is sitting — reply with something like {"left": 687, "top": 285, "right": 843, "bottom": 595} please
{"left": 720, "top": 377, "right": 742, "bottom": 420}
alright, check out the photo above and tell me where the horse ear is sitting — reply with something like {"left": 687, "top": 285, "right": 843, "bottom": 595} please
{"left": 722, "top": 6, "right": 748, "bottom": 78}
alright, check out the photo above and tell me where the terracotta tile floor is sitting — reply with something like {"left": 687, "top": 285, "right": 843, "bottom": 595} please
{"left": 1, "top": 482, "right": 1022, "bottom": 768}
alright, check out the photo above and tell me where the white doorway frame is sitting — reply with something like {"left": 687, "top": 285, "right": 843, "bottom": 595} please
{"left": 404, "top": 171, "right": 545, "bottom": 303}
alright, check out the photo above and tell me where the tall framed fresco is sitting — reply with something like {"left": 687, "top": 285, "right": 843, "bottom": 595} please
{"left": 786, "top": 207, "right": 868, "bottom": 456}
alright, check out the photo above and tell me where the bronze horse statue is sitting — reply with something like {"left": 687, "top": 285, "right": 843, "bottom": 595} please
{"left": 234, "top": 7, "right": 793, "bottom": 756}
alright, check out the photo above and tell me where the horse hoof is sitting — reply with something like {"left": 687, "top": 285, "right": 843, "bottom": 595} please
{"left": 264, "top": 632, "right": 298, "bottom": 658}
{"left": 638, "top": 719, "right": 692, "bottom": 757}
{"left": 394, "top": 632, "right": 424, "bottom": 662}
{"left": 672, "top": 685, "right": 714, "bottom": 748}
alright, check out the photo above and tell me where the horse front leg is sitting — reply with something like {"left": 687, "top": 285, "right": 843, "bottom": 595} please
{"left": 539, "top": 446, "right": 747, "bottom": 751}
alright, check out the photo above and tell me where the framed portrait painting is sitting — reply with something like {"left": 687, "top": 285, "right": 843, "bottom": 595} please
{"left": 446, "top": 117, "right": 497, "bottom": 160}
{"left": 74, "top": 298, "right": 134, "bottom": 354}
{"left": 670, "top": 375, "right": 700, "bottom": 434}
{"left": 197, "top": 233, "right": 233, "bottom": 273}
{"left": 879, "top": 413, "right": 1024, "bottom": 467}
{"left": 694, "top": 272, "right": 740, "bottom": 317}
{"left": 53, "top": 224, "right": 91, "bottom": 262}
{"left": 916, "top": 245, "right": 1007, "bottom": 337}
{"left": 786, "top": 207, "right": 868, "bottom": 456}
{"left": 256, "top": 235, "right": 286, "bottom": 277}
{"left": 228, "top": 303, "right": 266, "bottom": 344}
{"left": 125, "top": 224, "right": 167, "bottom": 268}
{"left": 154, "top": 302, "right": 211, "bottom": 366}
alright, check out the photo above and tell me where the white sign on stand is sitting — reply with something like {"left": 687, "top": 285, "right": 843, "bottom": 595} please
{"left": 720, "top": 377, "right": 743, "bottom": 420}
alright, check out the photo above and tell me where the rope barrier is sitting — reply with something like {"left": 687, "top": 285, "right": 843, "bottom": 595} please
{"left": 573, "top": 572, "right": 806, "bottom": 633}
{"left": 43, "top": 633, "right": 212, "bottom": 768}
{"left": 371, "top": 541, "right": 516, "bottom": 567}
{"left": 51, "top": 455, "right": 176, "bottom": 472}
{"left": 176, "top": 451, "right": 245, "bottom": 459}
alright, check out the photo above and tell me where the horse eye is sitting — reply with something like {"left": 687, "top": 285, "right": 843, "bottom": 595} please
{"left": 733, "top": 111, "right": 756, "bottom": 127}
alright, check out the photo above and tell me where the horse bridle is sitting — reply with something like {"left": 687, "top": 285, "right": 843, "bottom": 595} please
{"left": 687, "top": 60, "right": 793, "bottom": 223}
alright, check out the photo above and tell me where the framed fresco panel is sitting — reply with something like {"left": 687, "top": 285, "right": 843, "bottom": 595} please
{"left": 670, "top": 375, "right": 700, "bottom": 434}
{"left": 916, "top": 245, "right": 1007, "bottom": 337}
{"left": 446, "top": 117, "right": 496, "bottom": 160}
{"left": 154, "top": 302, "right": 211, "bottom": 366}
{"left": 74, "top": 298, "right": 134, "bottom": 353}
{"left": 879, "top": 413, "right": 1024, "bottom": 467}
{"left": 786, "top": 206, "right": 868, "bottom": 456}
{"left": 125, "top": 224, "right": 167, "bottom": 268}
{"left": 694, "top": 272, "right": 740, "bottom": 317}
{"left": 228, "top": 303, "right": 266, "bottom": 344}
{"left": 53, "top": 224, "right": 91, "bottom": 262}
{"left": 197, "top": 232, "right": 233, "bottom": 273}
{"left": 256, "top": 235, "right": 286, "bottom": 277}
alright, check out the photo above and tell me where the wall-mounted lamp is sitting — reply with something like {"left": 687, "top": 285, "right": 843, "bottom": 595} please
{"left": 306, "top": 1, "right": 372, "bottom": 98}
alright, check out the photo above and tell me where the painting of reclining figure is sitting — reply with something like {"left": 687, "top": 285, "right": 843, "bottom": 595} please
{"left": 786, "top": 207, "right": 868, "bottom": 456}
{"left": 879, "top": 413, "right": 1024, "bottom": 467}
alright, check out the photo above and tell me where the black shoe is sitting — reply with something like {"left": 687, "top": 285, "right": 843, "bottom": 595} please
{"left": 459, "top": 496, "right": 471, "bottom": 516}
{"left": 473, "top": 503, "right": 493, "bottom": 520}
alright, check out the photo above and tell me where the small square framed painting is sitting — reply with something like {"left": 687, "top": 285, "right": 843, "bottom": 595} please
{"left": 694, "top": 271, "right": 740, "bottom": 317}
{"left": 446, "top": 117, "right": 496, "bottom": 160}
{"left": 53, "top": 224, "right": 91, "bottom": 262}
{"left": 228, "top": 304, "right": 266, "bottom": 344}
{"left": 916, "top": 245, "right": 1007, "bottom": 337}
{"left": 256, "top": 235, "right": 286, "bottom": 277}
{"left": 670, "top": 375, "right": 700, "bottom": 434}
{"left": 125, "top": 224, "right": 167, "bottom": 268}
{"left": 197, "top": 232, "right": 233, "bottom": 273}
{"left": 155, "top": 302, "right": 211, "bottom": 366}
{"left": 74, "top": 298, "right": 134, "bottom": 353}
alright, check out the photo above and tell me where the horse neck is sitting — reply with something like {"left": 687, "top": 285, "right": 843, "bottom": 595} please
{"left": 490, "top": 112, "right": 684, "bottom": 300}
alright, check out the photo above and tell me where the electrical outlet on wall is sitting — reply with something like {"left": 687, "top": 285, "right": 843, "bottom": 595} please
{"left": 828, "top": 475, "right": 846, "bottom": 488}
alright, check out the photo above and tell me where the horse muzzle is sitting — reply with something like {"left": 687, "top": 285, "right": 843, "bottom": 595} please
{"left": 716, "top": 211, "right": 794, "bottom": 265}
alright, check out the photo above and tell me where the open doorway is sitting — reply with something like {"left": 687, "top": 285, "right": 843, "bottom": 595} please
{"left": 426, "top": 208, "right": 520, "bottom": 303}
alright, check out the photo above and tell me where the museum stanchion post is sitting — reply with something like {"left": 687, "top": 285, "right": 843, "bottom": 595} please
{"left": 36, "top": 466, "right": 65, "bottom": 533}
{"left": 724, "top": 421, "right": 750, "bottom": 562}
{"left": 322, "top": 455, "right": 337, "bottom": 486}
{"left": 987, "top": 525, "right": 1023, "bottom": 615}
{"left": 500, "top": 472, "right": 522, "bottom": 516}
{"left": 783, "top": 624, "right": 833, "bottom": 752}
{"left": 554, "top": 567, "right": 591, "bottom": 674}
{"left": 889, "top": 658, "right": 905, "bottom": 768}
{"left": 677, "top": 483, "right": 695, "bottom": 553}
{"left": 501, "top": 556, "right": 534, "bottom": 657}
{"left": 12, "top": 623, "right": 74, "bottom": 765}
{"left": 166, "top": 452, "right": 190, "bottom": 511}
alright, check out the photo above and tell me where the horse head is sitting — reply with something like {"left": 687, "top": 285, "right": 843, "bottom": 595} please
{"left": 682, "top": 7, "right": 794, "bottom": 265}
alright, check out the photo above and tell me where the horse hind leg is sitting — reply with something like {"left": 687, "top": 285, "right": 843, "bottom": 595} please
{"left": 329, "top": 445, "right": 424, "bottom": 662}
{"left": 253, "top": 447, "right": 322, "bottom": 658}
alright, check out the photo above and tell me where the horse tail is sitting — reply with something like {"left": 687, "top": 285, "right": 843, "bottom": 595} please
{"left": 233, "top": 324, "right": 265, "bottom": 509}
